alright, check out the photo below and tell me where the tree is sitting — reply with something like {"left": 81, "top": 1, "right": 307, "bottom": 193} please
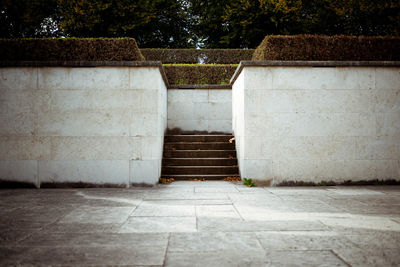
{"left": 1, "top": 0, "right": 192, "bottom": 48}
{"left": 189, "top": 0, "right": 305, "bottom": 48}
{"left": 222, "top": 0, "right": 303, "bottom": 48}
{"left": 187, "top": 0, "right": 231, "bottom": 48}
{"left": 188, "top": 0, "right": 400, "bottom": 48}
{"left": 0, "top": 0, "right": 58, "bottom": 37}
{"left": 323, "top": 0, "right": 400, "bottom": 36}
{"left": 1, "top": 0, "right": 399, "bottom": 48}
{"left": 57, "top": 0, "right": 192, "bottom": 47}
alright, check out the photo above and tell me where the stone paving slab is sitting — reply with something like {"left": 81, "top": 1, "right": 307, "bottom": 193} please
{"left": 197, "top": 217, "right": 329, "bottom": 232}
{"left": 326, "top": 188, "right": 386, "bottom": 196}
{"left": 264, "top": 250, "right": 348, "bottom": 267}
{"left": 41, "top": 222, "right": 122, "bottom": 233}
{"left": 165, "top": 251, "right": 270, "bottom": 267}
{"left": 0, "top": 245, "right": 167, "bottom": 266}
{"left": 0, "top": 182, "right": 399, "bottom": 266}
{"left": 60, "top": 206, "right": 135, "bottom": 224}
{"left": 21, "top": 232, "right": 169, "bottom": 247}
{"left": 131, "top": 202, "right": 195, "bottom": 217}
{"left": 119, "top": 217, "right": 197, "bottom": 233}
{"left": 196, "top": 205, "right": 241, "bottom": 218}
{"left": 256, "top": 231, "right": 352, "bottom": 250}
{"left": 344, "top": 231, "right": 400, "bottom": 250}
{"left": 0, "top": 230, "right": 35, "bottom": 246}
{"left": 168, "top": 232, "right": 263, "bottom": 252}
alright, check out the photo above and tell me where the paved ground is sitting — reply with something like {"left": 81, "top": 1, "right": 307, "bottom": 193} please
{"left": 1, "top": 181, "right": 400, "bottom": 266}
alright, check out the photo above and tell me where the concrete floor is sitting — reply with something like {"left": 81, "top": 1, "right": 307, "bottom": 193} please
{"left": 1, "top": 181, "right": 399, "bottom": 266}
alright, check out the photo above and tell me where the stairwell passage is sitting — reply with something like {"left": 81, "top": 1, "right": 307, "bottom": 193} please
{"left": 161, "top": 135, "right": 239, "bottom": 180}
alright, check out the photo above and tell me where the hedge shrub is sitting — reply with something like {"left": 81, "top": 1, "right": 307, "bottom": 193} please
{"left": 141, "top": 49, "right": 254, "bottom": 64}
{"left": 164, "top": 64, "right": 237, "bottom": 85}
{"left": 0, "top": 38, "right": 144, "bottom": 61}
{"left": 253, "top": 35, "right": 400, "bottom": 61}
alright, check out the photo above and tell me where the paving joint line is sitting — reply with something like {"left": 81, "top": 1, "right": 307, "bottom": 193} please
{"left": 330, "top": 249, "right": 352, "bottom": 267}
{"left": 162, "top": 233, "right": 172, "bottom": 267}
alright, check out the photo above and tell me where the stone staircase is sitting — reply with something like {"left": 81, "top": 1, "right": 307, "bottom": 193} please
{"left": 161, "top": 135, "right": 240, "bottom": 180}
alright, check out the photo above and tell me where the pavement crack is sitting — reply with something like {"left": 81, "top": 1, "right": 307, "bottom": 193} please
{"left": 330, "top": 249, "right": 352, "bottom": 267}
{"left": 162, "top": 232, "right": 172, "bottom": 267}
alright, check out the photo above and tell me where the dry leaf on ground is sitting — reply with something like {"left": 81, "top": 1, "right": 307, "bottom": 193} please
{"left": 223, "top": 176, "right": 241, "bottom": 181}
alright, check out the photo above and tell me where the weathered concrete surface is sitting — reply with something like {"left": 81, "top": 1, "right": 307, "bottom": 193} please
{"left": 1, "top": 181, "right": 399, "bottom": 266}
{"left": 232, "top": 66, "right": 400, "bottom": 185}
{"left": 168, "top": 89, "right": 232, "bottom": 133}
{"left": 0, "top": 66, "right": 168, "bottom": 186}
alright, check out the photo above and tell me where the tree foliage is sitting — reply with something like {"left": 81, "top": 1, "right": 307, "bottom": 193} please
{"left": 0, "top": 0, "right": 58, "bottom": 37}
{"left": 1, "top": 0, "right": 399, "bottom": 48}
{"left": 57, "top": 0, "right": 191, "bottom": 47}
{"left": 1, "top": 0, "right": 191, "bottom": 48}
{"left": 190, "top": 0, "right": 400, "bottom": 48}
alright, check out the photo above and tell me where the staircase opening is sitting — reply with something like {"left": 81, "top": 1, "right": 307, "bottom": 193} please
{"left": 161, "top": 134, "right": 239, "bottom": 181}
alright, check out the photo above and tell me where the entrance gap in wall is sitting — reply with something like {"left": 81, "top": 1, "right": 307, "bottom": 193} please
{"left": 161, "top": 85, "right": 240, "bottom": 181}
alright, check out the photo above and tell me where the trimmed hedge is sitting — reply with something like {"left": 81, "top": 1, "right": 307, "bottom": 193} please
{"left": 141, "top": 49, "right": 254, "bottom": 64}
{"left": 253, "top": 35, "right": 400, "bottom": 61}
{"left": 164, "top": 64, "right": 237, "bottom": 85}
{"left": 0, "top": 38, "right": 144, "bottom": 61}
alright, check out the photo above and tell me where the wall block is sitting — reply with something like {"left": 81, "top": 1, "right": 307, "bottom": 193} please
{"left": 0, "top": 66, "right": 167, "bottom": 187}
{"left": 167, "top": 89, "right": 232, "bottom": 133}
{"left": 232, "top": 66, "right": 400, "bottom": 185}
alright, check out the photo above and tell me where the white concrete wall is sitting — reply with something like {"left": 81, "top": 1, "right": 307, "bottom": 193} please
{"left": 232, "top": 66, "right": 400, "bottom": 185}
{"left": 168, "top": 89, "right": 232, "bottom": 133}
{"left": 0, "top": 66, "right": 167, "bottom": 187}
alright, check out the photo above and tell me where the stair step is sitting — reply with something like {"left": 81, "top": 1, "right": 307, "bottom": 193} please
{"left": 164, "top": 142, "right": 235, "bottom": 150}
{"left": 161, "top": 174, "right": 240, "bottom": 180}
{"left": 163, "top": 158, "right": 238, "bottom": 166}
{"left": 165, "top": 135, "right": 233, "bottom": 143}
{"left": 163, "top": 150, "right": 236, "bottom": 158}
{"left": 162, "top": 166, "right": 239, "bottom": 175}
{"left": 161, "top": 134, "right": 239, "bottom": 181}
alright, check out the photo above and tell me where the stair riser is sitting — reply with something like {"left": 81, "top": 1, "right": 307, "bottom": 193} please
{"left": 163, "top": 158, "right": 238, "bottom": 166}
{"left": 164, "top": 143, "right": 235, "bottom": 150}
{"left": 163, "top": 150, "right": 236, "bottom": 158}
{"left": 161, "top": 175, "right": 239, "bottom": 180}
{"left": 162, "top": 167, "right": 239, "bottom": 175}
{"left": 162, "top": 135, "right": 239, "bottom": 180}
{"left": 165, "top": 136, "right": 233, "bottom": 142}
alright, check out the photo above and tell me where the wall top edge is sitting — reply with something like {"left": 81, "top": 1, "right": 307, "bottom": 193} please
{"left": 0, "top": 60, "right": 170, "bottom": 88}
{"left": 230, "top": 60, "right": 400, "bottom": 85}
{"left": 169, "top": 84, "right": 232, "bottom": 90}
{"left": 240, "top": 60, "right": 400, "bottom": 67}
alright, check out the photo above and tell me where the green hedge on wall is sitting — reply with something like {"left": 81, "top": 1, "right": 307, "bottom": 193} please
{"left": 141, "top": 49, "right": 254, "bottom": 64}
{"left": 164, "top": 64, "right": 237, "bottom": 85}
{"left": 253, "top": 35, "right": 400, "bottom": 61}
{"left": 0, "top": 38, "right": 144, "bottom": 61}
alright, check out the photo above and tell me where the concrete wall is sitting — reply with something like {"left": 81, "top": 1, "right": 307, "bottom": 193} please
{"left": 168, "top": 89, "right": 232, "bottom": 133}
{"left": 232, "top": 65, "right": 400, "bottom": 185}
{"left": 0, "top": 65, "right": 167, "bottom": 187}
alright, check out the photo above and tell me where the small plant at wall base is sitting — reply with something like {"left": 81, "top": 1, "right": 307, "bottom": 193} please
{"left": 243, "top": 178, "right": 255, "bottom": 187}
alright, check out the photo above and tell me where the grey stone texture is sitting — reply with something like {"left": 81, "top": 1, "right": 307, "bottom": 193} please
{"left": 0, "top": 66, "right": 168, "bottom": 186}
{"left": 1, "top": 182, "right": 400, "bottom": 266}
{"left": 232, "top": 66, "right": 400, "bottom": 184}
{"left": 167, "top": 89, "right": 232, "bottom": 133}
